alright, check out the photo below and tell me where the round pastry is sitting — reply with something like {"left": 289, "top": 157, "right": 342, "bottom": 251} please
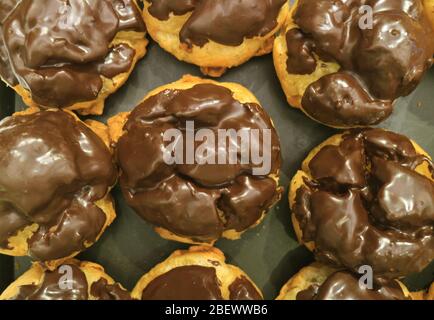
{"left": 289, "top": 128, "right": 434, "bottom": 279}
{"left": 132, "top": 246, "right": 262, "bottom": 300}
{"left": 0, "top": 109, "right": 117, "bottom": 269}
{"left": 276, "top": 263, "right": 410, "bottom": 300}
{"left": 0, "top": 0, "right": 147, "bottom": 115}
{"left": 274, "top": 0, "right": 434, "bottom": 128}
{"left": 0, "top": 259, "right": 130, "bottom": 300}
{"left": 142, "top": 0, "right": 290, "bottom": 77}
{"left": 108, "top": 75, "right": 282, "bottom": 245}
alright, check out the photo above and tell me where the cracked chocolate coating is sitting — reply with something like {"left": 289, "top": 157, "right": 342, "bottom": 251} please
{"left": 116, "top": 83, "right": 281, "bottom": 242}
{"left": 0, "top": 111, "right": 117, "bottom": 261}
{"left": 285, "top": 0, "right": 434, "bottom": 127}
{"left": 293, "top": 128, "right": 434, "bottom": 279}
{"left": 145, "top": 0, "right": 286, "bottom": 47}
{"left": 296, "top": 271, "right": 407, "bottom": 300}
{"left": 0, "top": 0, "right": 145, "bottom": 107}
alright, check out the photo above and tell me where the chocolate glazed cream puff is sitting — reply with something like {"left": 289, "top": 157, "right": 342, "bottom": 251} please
{"left": 108, "top": 75, "right": 282, "bottom": 245}
{"left": 132, "top": 246, "right": 263, "bottom": 300}
{"left": 0, "top": 260, "right": 130, "bottom": 300}
{"left": 0, "top": 0, "right": 147, "bottom": 115}
{"left": 142, "top": 0, "right": 290, "bottom": 77}
{"left": 274, "top": 0, "right": 434, "bottom": 128}
{"left": 0, "top": 110, "right": 117, "bottom": 269}
{"left": 276, "top": 263, "right": 411, "bottom": 300}
{"left": 289, "top": 128, "right": 434, "bottom": 279}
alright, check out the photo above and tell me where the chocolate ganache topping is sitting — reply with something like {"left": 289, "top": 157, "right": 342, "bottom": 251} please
{"left": 141, "top": 266, "right": 223, "bottom": 300}
{"left": 285, "top": 0, "right": 434, "bottom": 127}
{"left": 293, "top": 128, "right": 434, "bottom": 279}
{"left": 141, "top": 265, "right": 261, "bottom": 300}
{"left": 0, "top": 0, "right": 18, "bottom": 85}
{"left": 0, "top": 0, "right": 145, "bottom": 107}
{"left": 0, "top": 111, "right": 117, "bottom": 261}
{"left": 296, "top": 271, "right": 407, "bottom": 300}
{"left": 12, "top": 264, "right": 88, "bottom": 300}
{"left": 10, "top": 264, "right": 130, "bottom": 300}
{"left": 228, "top": 276, "right": 262, "bottom": 300}
{"left": 90, "top": 278, "right": 131, "bottom": 300}
{"left": 116, "top": 83, "right": 281, "bottom": 242}
{"left": 145, "top": 0, "right": 287, "bottom": 47}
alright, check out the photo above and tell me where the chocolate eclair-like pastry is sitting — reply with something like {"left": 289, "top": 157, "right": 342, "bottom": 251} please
{"left": 289, "top": 128, "right": 434, "bottom": 279}
{"left": 0, "top": 0, "right": 147, "bottom": 115}
{"left": 0, "top": 260, "right": 131, "bottom": 300}
{"left": 143, "top": 0, "right": 289, "bottom": 76}
{"left": 108, "top": 75, "right": 281, "bottom": 244}
{"left": 0, "top": 110, "right": 117, "bottom": 267}
{"left": 277, "top": 263, "right": 410, "bottom": 300}
{"left": 132, "top": 246, "right": 263, "bottom": 300}
{"left": 274, "top": 0, "right": 434, "bottom": 128}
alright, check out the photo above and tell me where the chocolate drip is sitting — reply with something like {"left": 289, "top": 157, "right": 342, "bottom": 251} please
{"left": 90, "top": 278, "right": 131, "bottom": 300}
{"left": 301, "top": 72, "right": 393, "bottom": 127}
{"left": 285, "top": 28, "right": 317, "bottom": 75}
{"left": 12, "top": 264, "right": 88, "bottom": 300}
{"left": 0, "top": 0, "right": 19, "bottom": 85}
{"left": 141, "top": 266, "right": 223, "bottom": 300}
{"left": 296, "top": 271, "right": 407, "bottom": 300}
{"left": 229, "top": 276, "right": 262, "bottom": 300}
{"left": 146, "top": 0, "right": 286, "bottom": 47}
{"left": 0, "top": 0, "right": 144, "bottom": 107}
{"left": 294, "top": 128, "right": 434, "bottom": 278}
{"left": 146, "top": 0, "right": 197, "bottom": 20}
{"left": 0, "top": 111, "right": 116, "bottom": 261}
{"left": 287, "top": 0, "right": 433, "bottom": 126}
{"left": 116, "top": 83, "right": 281, "bottom": 241}
{"left": 0, "top": 202, "right": 30, "bottom": 247}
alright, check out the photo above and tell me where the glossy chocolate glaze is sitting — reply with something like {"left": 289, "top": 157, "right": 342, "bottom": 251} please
{"left": 286, "top": 0, "right": 434, "bottom": 126}
{"left": 141, "top": 266, "right": 223, "bottom": 300}
{"left": 296, "top": 271, "right": 407, "bottom": 300}
{"left": 301, "top": 72, "right": 393, "bottom": 127}
{"left": 12, "top": 264, "right": 88, "bottom": 300}
{"left": 229, "top": 276, "right": 262, "bottom": 300}
{"left": 0, "top": 111, "right": 117, "bottom": 261}
{"left": 90, "top": 278, "right": 131, "bottom": 300}
{"left": 294, "top": 128, "right": 434, "bottom": 279}
{"left": 146, "top": 0, "right": 197, "bottom": 20}
{"left": 285, "top": 28, "right": 316, "bottom": 75}
{"left": 0, "top": 0, "right": 19, "bottom": 85}
{"left": 116, "top": 83, "right": 281, "bottom": 241}
{"left": 11, "top": 264, "right": 130, "bottom": 300}
{"left": 0, "top": 0, "right": 145, "bottom": 107}
{"left": 146, "top": 0, "right": 286, "bottom": 47}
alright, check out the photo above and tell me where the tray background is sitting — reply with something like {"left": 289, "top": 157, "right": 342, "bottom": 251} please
{"left": 0, "top": 39, "right": 433, "bottom": 299}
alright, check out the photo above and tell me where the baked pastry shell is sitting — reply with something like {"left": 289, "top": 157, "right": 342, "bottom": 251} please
{"left": 0, "top": 259, "right": 128, "bottom": 300}
{"left": 142, "top": 1, "right": 290, "bottom": 77}
{"left": 131, "top": 245, "right": 263, "bottom": 300}
{"left": 108, "top": 74, "right": 282, "bottom": 245}
{"left": 0, "top": 109, "right": 117, "bottom": 270}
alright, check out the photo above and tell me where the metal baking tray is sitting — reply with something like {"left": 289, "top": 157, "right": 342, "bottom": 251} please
{"left": 0, "top": 40, "right": 433, "bottom": 299}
